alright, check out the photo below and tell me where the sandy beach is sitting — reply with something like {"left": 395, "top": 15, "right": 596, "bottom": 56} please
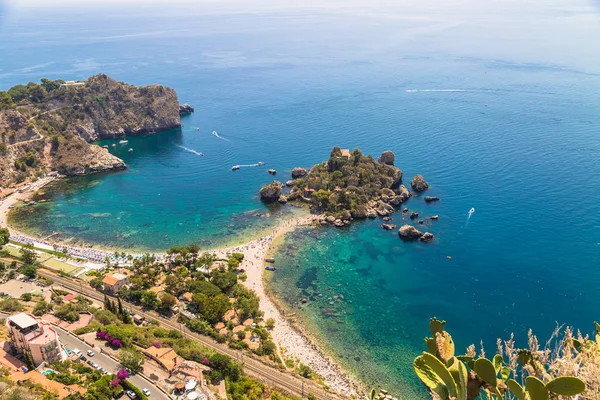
{"left": 217, "top": 216, "right": 363, "bottom": 397}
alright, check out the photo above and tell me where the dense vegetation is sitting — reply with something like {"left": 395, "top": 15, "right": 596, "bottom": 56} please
{"left": 413, "top": 318, "right": 596, "bottom": 400}
{"left": 0, "top": 74, "right": 179, "bottom": 184}
{"left": 265, "top": 147, "right": 410, "bottom": 221}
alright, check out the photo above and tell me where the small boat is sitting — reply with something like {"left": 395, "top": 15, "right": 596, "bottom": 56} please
{"left": 196, "top": 128, "right": 200, "bottom": 131}
{"left": 119, "top": 140, "right": 128, "bottom": 145}
{"left": 111, "top": 144, "right": 116, "bottom": 148}
{"left": 257, "top": 161, "right": 264, "bottom": 166}
{"left": 128, "top": 148, "right": 133, "bottom": 153}
{"left": 102, "top": 145, "right": 109, "bottom": 149}
{"left": 265, "top": 266, "right": 276, "bottom": 271}
{"left": 231, "top": 165, "right": 240, "bottom": 171}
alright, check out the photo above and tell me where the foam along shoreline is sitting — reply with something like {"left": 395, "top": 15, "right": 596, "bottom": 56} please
{"left": 1, "top": 184, "right": 361, "bottom": 396}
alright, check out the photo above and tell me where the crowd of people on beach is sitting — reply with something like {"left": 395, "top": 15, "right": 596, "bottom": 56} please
{"left": 10, "top": 233, "right": 117, "bottom": 263}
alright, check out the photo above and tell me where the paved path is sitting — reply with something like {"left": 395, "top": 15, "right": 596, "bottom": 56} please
{"left": 55, "top": 326, "right": 169, "bottom": 400}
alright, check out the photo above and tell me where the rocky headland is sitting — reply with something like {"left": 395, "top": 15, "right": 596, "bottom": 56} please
{"left": 0, "top": 74, "right": 186, "bottom": 185}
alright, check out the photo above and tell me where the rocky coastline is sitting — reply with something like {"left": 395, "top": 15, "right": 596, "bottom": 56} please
{"left": 0, "top": 74, "right": 189, "bottom": 185}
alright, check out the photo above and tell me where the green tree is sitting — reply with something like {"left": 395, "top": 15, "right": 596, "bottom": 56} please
{"left": 117, "top": 297, "right": 123, "bottom": 315}
{"left": 187, "top": 280, "right": 221, "bottom": 297}
{"left": 192, "top": 292, "right": 231, "bottom": 323}
{"left": 32, "top": 299, "right": 53, "bottom": 316}
{"left": 7, "top": 84, "right": 29, "bottom": 103}
{"left": 140, "top": 291, "right": 159, "bottom": 309}
{"left": 0, "top": 91, "right": 14, "bottom": 110}
{"left": 158, "top": 292, "right": 177, "bottom": 314}
{"left": 0, "top": 298, "right": 24, "bottom": 312}
{"left": 0, "top": 228, "right": 9, "bottom": 249}
{"left": 40, "top": 78, "right": 60, "bottom": 92}
{"left": 20, "top": 293, "right": 32, "bottom": 301}
{"left": 54, "top": 303, "right": 80, "bottom": 322}
{"left": 311, "top": 189, "right": 330, "bottom": 209}
{"left": 21, "top": 263, "right": 38, "bottom": 279}
{"left": 211, "top": 269, "right": 238, "bottom": 292}
{"left": 24, "top": 151, "right": 36, "bottom": 167}
{"left": 117, "top": 348, "right": 145, "bottom": 374}
{"left": 265, "top": 318, "right": 275, "bottom": 330}
{"left": 297, "top": 363, "right": 313, "bottom": 379}
{"left": 19, "top": 243, "right": 37, "bottom": 265}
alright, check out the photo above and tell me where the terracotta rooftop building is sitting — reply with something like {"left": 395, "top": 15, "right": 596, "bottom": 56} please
{"left": 102, "top": 273, "right": 128, "bottom": 294}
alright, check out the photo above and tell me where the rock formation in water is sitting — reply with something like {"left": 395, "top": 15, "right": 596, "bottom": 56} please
{"left": 411, "top": 174, "right": 429, "bottom": 192}
{"left": 424, "top": 196, "right": 439, "bottom": 203}
{"left": 398, "top": 224, "right": 423, "bottom": 240}
{"left": 291, "top": 167, "right": 307, "bottom": 179}
{"left": 420, "top": 232, "right": 435, "bottom": 242}
{"left": 0, "top": 74, "right": 183, "bottom": 185}
{"left": 378, "top": 150, "right": 395, "bottom": 166}
{"left": 179, "top": 103, "right": 195, "bottom": 114}
{"left": 259, "top": 181, "right": 283, "bottom": 203}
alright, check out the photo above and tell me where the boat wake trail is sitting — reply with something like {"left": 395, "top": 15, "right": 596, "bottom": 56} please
{"left": 238, "top": 163, "right": 260, "bottom": 168}
{"left": 212, "top": 131, "right": 232, "bottom": 142}
{"left": 406, "top": 89, "right": 470, "bottom": 93}
{"left": 175, "top": 144, "right": 204, "bottom": 157}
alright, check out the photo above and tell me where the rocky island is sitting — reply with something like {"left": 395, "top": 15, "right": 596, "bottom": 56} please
{"left": 0, "top": 74, "right": 185, "bottom": 185}
{"left": 260, "top": 147, "right": 433, "bottom": 226}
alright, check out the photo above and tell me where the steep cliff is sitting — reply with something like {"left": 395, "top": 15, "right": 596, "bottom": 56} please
{"left": 0, "top": 75, "right": 181, "bottom": 185}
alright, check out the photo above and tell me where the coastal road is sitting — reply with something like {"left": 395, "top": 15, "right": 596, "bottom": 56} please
{"left": 39, "top": 270, "right": 340, "bottom": 400}
{"left": 54, "top": 326, "right": 169, "bottom": 400}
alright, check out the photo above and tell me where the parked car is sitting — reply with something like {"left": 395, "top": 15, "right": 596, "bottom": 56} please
{"left": 80, "top": 355, "right": 87, "bottom": 362}
{"left": 125, "top": 390, "right": 137, "bottom": 399}
{"left": 87, "top": 360, "right": 94, "bottom": 366}
{"left": 72, "top": 349, "right": 82, "bottom": 356}
{"left": 87, "top": 350, "right": 95, "bottom": 357}
{"left": 64, "top": 347, "right": 71, "bottom": 355}
{"left": 142, "top": 388, "right": 151, "bottom": 396}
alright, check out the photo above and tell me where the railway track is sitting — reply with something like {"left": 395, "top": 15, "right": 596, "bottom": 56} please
{"left": 38, "top": 270, "right": 342, "bottom": 400}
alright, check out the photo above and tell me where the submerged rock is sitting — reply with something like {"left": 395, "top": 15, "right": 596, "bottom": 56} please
{"left": 410, "top": 212, "right": 419, "bottom": 220}
{"left": 420, "top": 232, "right": 435, "bottom": 242}
{"left": 411, "top": 174, "right": 429, "bottom": 192}
{"left": 424, "top": 196, "right": 440, "bottom": 203}
{"left": 398, "top": 225, "right": 423, "bottom": 240}
{"left": 382, "top": 224, "right": 397, "bottom": 230}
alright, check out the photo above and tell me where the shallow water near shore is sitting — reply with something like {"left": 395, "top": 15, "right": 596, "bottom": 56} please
{"left": 3, "top": 0, "right": 600, "bottom": 397}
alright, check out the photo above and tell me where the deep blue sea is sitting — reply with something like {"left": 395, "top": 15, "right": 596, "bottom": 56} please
{"left": 2, "top": 0, "right": 600, "bottom": 396}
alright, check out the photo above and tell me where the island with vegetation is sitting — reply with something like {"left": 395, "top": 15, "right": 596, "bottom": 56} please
{"left": 0, "top": 74, "right": 187, "bottom": 185}
{"left": 259, "top": 147, "right": 436, "bottom": 235}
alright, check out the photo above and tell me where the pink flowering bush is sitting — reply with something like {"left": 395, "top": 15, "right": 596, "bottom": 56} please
{"left": 116, "top": 369, "right": 128, "bottom": 380}
{"left": 111, "top": 377, "right": 120, "bottom": 388}
{"left": 96, "top": 330, "right": 124, "bottom": 348}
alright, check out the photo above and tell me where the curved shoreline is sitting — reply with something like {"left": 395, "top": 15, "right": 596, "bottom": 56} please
{"left": 0, "top": 182, "right": 363, "bottom": 396}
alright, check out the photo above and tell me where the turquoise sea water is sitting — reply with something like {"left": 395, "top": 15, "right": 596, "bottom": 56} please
{"left": 2, "top": 1, "right": 600, "bottom": 396}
